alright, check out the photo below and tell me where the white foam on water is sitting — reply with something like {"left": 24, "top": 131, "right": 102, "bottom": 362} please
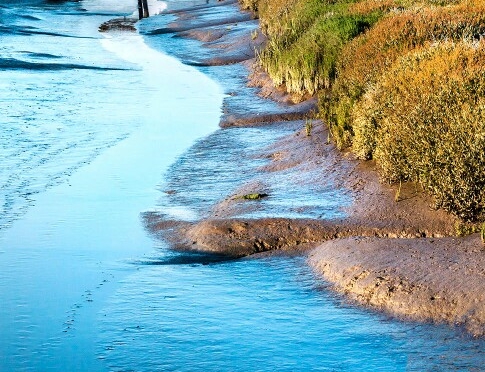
{"left": 101, "top": 32, "right": 184, "bottom": 75}
{"left": 82, "top": 0, "right": 135, "bottom": 13}
{"left": 83, "top": 0, "right": 167, "bottom": 17}
{"left": 128, "top": 1, "right": 168, "bottom": 19}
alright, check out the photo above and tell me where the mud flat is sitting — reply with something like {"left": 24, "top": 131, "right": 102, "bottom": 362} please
{"left": 139, "top": 0, "right": 485, "bottom": 335}
{"left": 309, "top": 235, "right": 485, "bottom": 337}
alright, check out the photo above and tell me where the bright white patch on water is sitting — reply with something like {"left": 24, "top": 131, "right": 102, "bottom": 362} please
{"left": 82, "top": 0, "right": 135, "bottom": 13}
{"left": 101, "top": 32, "right": 190, "bottom": 77}
{"left": 148, "top": 0, "right": 168, "bottom": 15}
{"left": 154, "top": 206, "right": 198, "bottom": 221}
{"left": 83, "top": 0, "right": 167, "bottom": 17}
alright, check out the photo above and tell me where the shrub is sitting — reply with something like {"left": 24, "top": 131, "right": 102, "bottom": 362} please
{"left": 323, "top": 2, "right": 485, "bottom": 148}
{"left": 353, "top": 41, "right": 485, "bottom": 221}
{"left": 240, "top": 0, "right": 259, "bottom": 12}
{"left": 257, "top": 0, "right": 323, "bottom": 40}
{"left": 243, "top": 0, "right": 485, "bottom": 220}
{"left": 260, "top": 0, "right": 383, "bottom": 97}
{"left": 349, "top": 0, "right": 462, "bottom": 15}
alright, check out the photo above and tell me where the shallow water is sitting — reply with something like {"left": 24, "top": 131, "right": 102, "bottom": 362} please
{"left": 99, "top": 255, "right": 485, "bottom": 371}
{"left": 155, "top": 124, "right": 350, "bottom": 220}
{"left": 1, "top": 1, "right": 485, "bottom": 371}
{"left": 0, "top": 0, "right": 222, "bottom": 370}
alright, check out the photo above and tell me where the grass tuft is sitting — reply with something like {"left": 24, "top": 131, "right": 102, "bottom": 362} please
{"left": 237, "top": 193, "right": 269, "bottom": 200}
{"left": 305, "top": 119, "right": 313, "bottom": 136}
{"left": 254, "top": 0, "right": 383, "bottom": 97}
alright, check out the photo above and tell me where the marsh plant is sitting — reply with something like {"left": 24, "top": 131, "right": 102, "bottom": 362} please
{"left": 353, "top": 42, "right": 485, "bottom": 221}
{"left": 305, "top": 119, "right": 313, "bottom": 136}
{"left": 481, "top": 223, "right": 485, "bottom": 245}
{"left": 455, "top": 221, "right": 481, "bottom": 237}
{"left": 251, "top": 0, "right": 382, "bottom": 96}
{"left": 325, "top": 1, "right": 485, "bottom": 150}
{"left": 243, "top": 0, "right": 485, "bottom": 221}
{"left": 251, "top": 29, "right": 258, "bottom": 40}
{"left": 234, "top": 193, "right": 269, "bottom": 200}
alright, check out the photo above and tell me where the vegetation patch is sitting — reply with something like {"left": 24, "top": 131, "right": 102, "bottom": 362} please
{"left": 245, "top": 0, "right": 382, "bottom": 97}
{"left": 235, "top": 193, "right": 269, "bottom": 200}
{"left": 481, "top": 223, "right": 485, "bottom": 245}
{"left": 353, "top": 42, "right": 485, "bottom": 221}
{"left": 243, "top": 0, "right": 485, "bottom": 221}
{"left": 324, "top": 1, "right": 485, "bottom": 149}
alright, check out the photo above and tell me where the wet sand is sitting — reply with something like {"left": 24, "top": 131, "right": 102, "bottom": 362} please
{"left": 309, "top": 235, "right": 485, "bottom": 337}
{"left": 139, "top": 0, "right": 485, "bottom": 336}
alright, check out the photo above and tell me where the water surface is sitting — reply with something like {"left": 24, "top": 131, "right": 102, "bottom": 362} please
{"left": 1, "top": 1, "right": 485, "bottom": 371}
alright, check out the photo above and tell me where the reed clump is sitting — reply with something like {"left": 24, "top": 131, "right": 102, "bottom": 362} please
{"left": 251, "top": 0, "right": 382, "bottom": 97}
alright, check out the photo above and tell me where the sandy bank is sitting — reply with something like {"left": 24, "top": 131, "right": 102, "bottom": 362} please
{"left": 136, "top": 0, "right": 485, "bottom": 335}
{"left": 309, "top": 235, "right": 485, "bottom": 336}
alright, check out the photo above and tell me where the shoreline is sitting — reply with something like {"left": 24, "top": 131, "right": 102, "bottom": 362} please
{"left": 134, "top": 0, "right": 485, "bottom": 336}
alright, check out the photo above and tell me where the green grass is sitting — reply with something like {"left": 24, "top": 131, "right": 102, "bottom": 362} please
{"left": 260, "top": 11, "right": 380, "bottom": 96}
{"left": 258, "top": 0, "right": 382, "bottom": 96}
{"left": 235, "top": 193, "right": 269, "bottom": 200}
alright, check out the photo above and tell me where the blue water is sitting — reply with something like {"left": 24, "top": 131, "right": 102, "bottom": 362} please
{"left": 1, "top": 0, "right": 485, "bottom": 371}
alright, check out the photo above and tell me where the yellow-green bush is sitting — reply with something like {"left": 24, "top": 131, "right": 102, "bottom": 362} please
{"left": 244, "top": 0, "right": 485, "bottom": 220}
{"left": 353, "top": 42, "right": 485, "bottom": 221}
{"left": 248, "top": 0, "right": 383, "bottom": 97}
{"left": 323, "top": 2, "right": 485, "bottom": 149}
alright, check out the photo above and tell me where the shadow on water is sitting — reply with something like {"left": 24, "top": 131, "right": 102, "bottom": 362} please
{"left": 0, "top": 58, "right": 131, "bottom": 70}
{"left": 150, "top": 120, "right": 350, "bottom": 223}
{"left": 155, "top": 125, "right": 278, "bottom": 219}
{"left": 100, "top": 252, "right": 485, "bottom": 372}
{"left": 133, "top": 252, "right": 236, "bottom": 266}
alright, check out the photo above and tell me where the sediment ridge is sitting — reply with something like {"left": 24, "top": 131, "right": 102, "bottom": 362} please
{"left": 128, "top": 0, "right": 485, "bottom": 336}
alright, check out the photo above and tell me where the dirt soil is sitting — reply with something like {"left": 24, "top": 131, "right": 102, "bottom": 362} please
{"left": 309, "top": 235, "right": 485, "bottom": 336}
{"left": 140, "top": 0, "right": 485, "bottom": 336}
{"left": 172, "top": 120, "right": 458, "bottom": 255}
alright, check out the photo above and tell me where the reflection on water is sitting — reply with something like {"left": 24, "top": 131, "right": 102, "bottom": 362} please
{"left": 0, "top": 0, "right": 223, "bottom": 370}
{"left": 0, "top": 0, "right": 139, "bottom": 231}
{"left": 156, "top": 124, "right": 351, "bottom": 221}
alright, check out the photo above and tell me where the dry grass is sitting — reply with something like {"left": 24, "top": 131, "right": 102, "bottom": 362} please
{"left": 349, "top": 0, "right": 461, "bottom": 14}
